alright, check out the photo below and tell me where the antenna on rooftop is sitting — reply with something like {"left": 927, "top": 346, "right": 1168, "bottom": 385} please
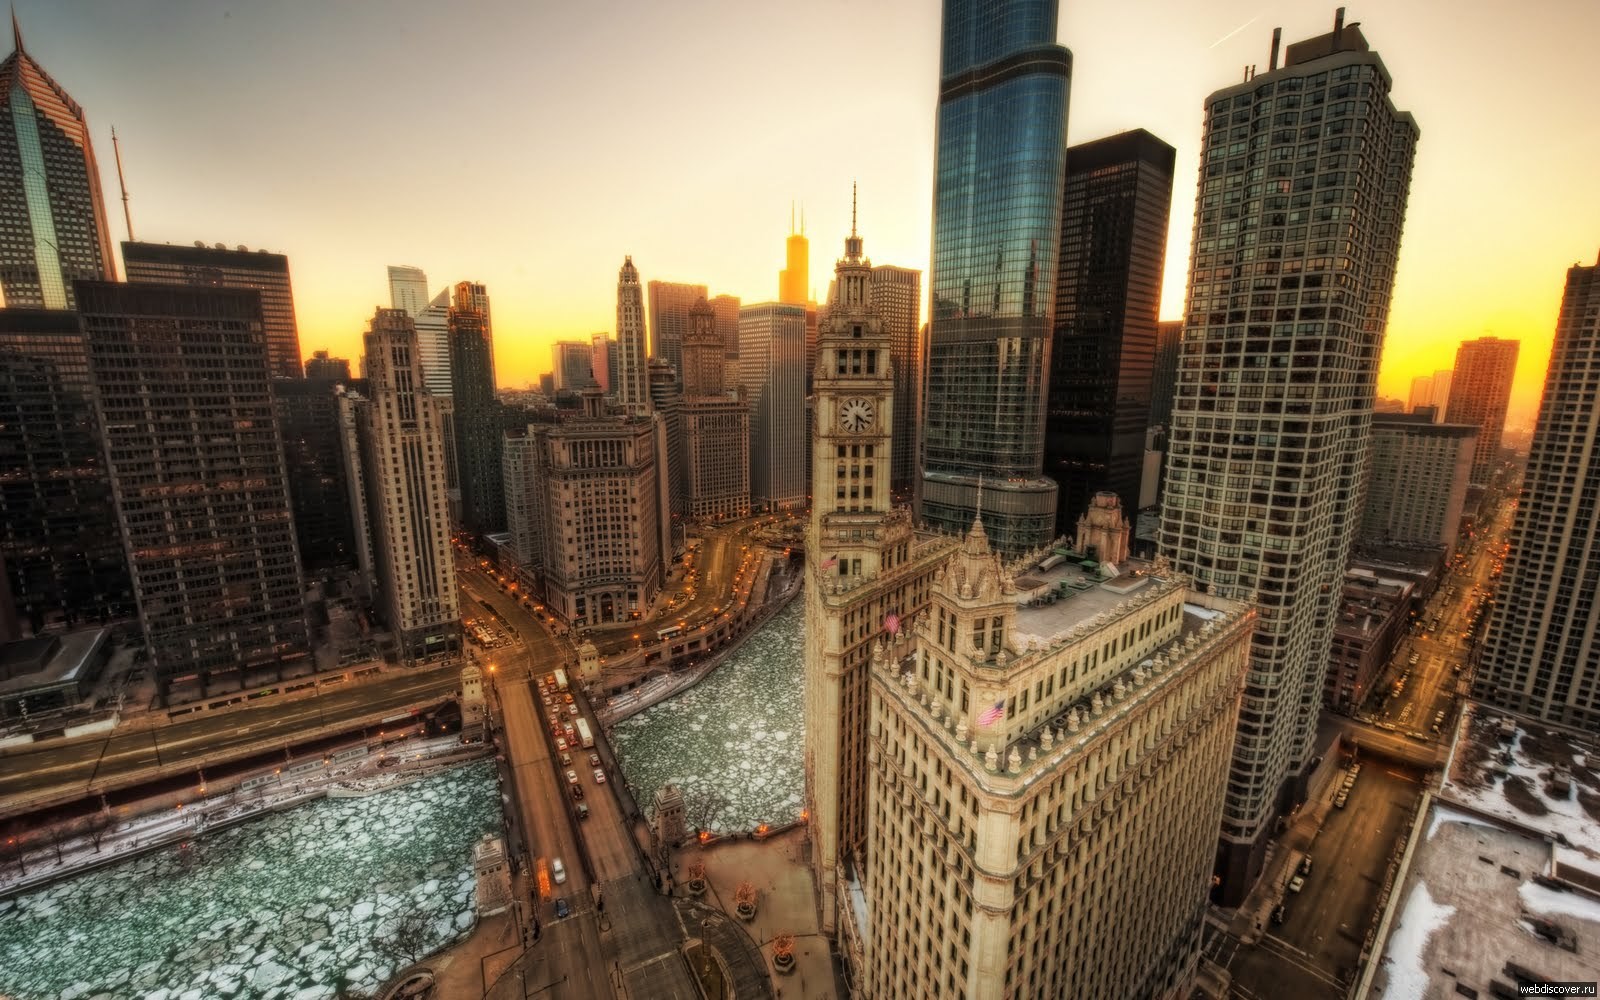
{"left": 111, "top": 127, "right": 134, "bottom": 242}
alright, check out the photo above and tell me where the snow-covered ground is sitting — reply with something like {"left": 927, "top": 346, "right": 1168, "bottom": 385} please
{"left": 611, "top": 598, "right": 804, "bottom": 833}
{"left": 0, "top": 761, "right": 500, "bottom": 1000}
{"left": 1380, "top": 881, "right": 1456, "bottom": 1000}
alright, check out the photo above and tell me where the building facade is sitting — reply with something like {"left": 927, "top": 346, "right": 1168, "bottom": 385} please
{"left": 1407, "top": 370, "right": 1453, "bottom": 420}
{"left": 803, "top": 223, "right": 958, "bottom": 935}
{"left": 121, "top": 242, "right": 303, "bottom": 379}
{"left": 552, "top": 339, "right": 596, "bottom": 391}
{"left": 274, "top": 376, "right": 362, "bottom": 574}
{"left": 1045, "top": 129, "right": 1176, "bottom": 533}
{"left": 1476, "top": 255, "right": 1600, "bottom": 729}
{"left": 590, "top": 333, "right": 614, "bottom": 394}
{"left": 615, "top": 257, "right": 650, "bottom": 413}
{"left": 77, "top": 282, "right": 309, "bottom": 700}
{"left": 1158, "top": 16, "right": 1419, "bottom": 901}
{"left": 1444, "top": 336, "right": 1519, "bottom": 487}
{"left": 863, "top": 543, "right": 1253, "bottom": 999}
{"left": 304, "top": 350, "right": 350, "bottom": 381}
{"left": 340, "top": 308, "right": 459, "bottom": 664}
{"left": 682, "top": 400, "right": 751, "bottom": 522}
{"left": 1149, "top": 320, "right": 1184, "bottom": 432}
{"left": 450, "top": 281, "right": 505, "bottom": 535}
{"left": 0, "top": 24, "right": 116, "bottom": 310}
{"left": 0, "top": 308, "right": 133, "bottom": 632}
{"left": 502, "top": 394, "right": 664, "bottom": 626}
{"left": 385, "top": 267, "right": 454, "bottom": 401}
{"left": 711, "top": 293, "right": 742, "bottom": 359}
{"left": 869, "top": 265, "right": 922, "bottom": 498}
{"left": 1324, "top": 567, "right": 1411, "bottom": 713}
{"left": 739, "top": 302, "right": 808, "bottom": 512}
{"left": 918, "top": 0, "right": 1072, "bottom": 555}
{"left": 648, "top": 279, "right": 708, "bottom": 381}
{"left": 1360, "top": 413, "right": 1476, "bottom": 555}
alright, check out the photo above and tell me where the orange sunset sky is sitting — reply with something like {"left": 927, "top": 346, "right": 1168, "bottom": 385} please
{"left": 19, "top": 0, "right": 1600, "bottom": 431}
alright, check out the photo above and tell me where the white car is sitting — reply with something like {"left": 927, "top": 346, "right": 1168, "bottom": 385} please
{"left": 552, "top": 858, "right": 566, "bottom": 884}
{"left": 1288, "top": 875, "right": 1305, "bottom": 893}
{"left": 566, "top": 769, "right": 579, "bottom": 785}
{"left": 593, "top": 768, "right": 607, "bottom": 784}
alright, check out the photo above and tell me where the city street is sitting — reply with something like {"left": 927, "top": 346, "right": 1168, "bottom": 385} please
{"left": 1211, "top": 764, "right": 1425, "bottom": 999}
{"left": 0, "top": 667, "right": 461, "bottom": 809}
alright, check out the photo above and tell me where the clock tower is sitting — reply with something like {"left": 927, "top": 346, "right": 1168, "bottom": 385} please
{"left": 809, "top": 193, "right": 899, "bottom": 580}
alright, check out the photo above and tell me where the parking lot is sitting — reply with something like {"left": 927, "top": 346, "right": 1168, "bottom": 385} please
{"left": 1209, "top": 759, "right": 1425, "bottom": 998}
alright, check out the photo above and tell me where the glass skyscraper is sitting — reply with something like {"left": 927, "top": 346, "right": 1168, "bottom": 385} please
{"left": 918, "top": 0, "right": 1072, "bottom": 555}
{"left": 0, "top": 21, "right": 117, "bottom": 309}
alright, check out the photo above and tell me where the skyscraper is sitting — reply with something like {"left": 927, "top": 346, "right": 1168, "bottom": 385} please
{"left": 589, "top": 333, "right": 614, "bottom": 393}
{"left": 275, "top": 376, "right": 362, "bottom": 573}
{"left": 615, "top": 257, "right": 649, "bottom": 413}
{"left": 123, "top": 242, "right": 304, "bottom": 379}
{"left": 450, "top": 281, "right": 505, "bottom": 535}
{"left": 0, "top": 308, "right": 132, "bottom": 632}
{"left": 1045, "top": 129, "right": 1176, "bottom": 532}
{"left": 77, "top": 281, "right": 309, "bottom": 701}
{"left": 738, "top": 302, "right": 807, "bottom": 512}
{"left": 1361, "top": 413, "right": 1476, "bottom": 556}
{"left": 869, "top": 265, "right": 922, "bottom": 497}
{"left": 340, "top": 308, "right": 459, "bottom": 664}
{"left": 304, "top": 350, "right": 351, "bottom": 381}
{"left": 1149, "top": 320, "right": 1184, "bottom": 430}
{"left": 711, "top": 293, "right": 742, "bottom": 359}
{"left": 387, "top": 265, "right": 430, "bottom": 317}
{"left": 1158, "top": 14, "right": 1419, "bottom": 901}
{"left": 0, "top": 21, "right": 116, "bottom": 310}
{"left": 680, "top": 298, "right": 725, "bottom": 399}
{"left": 1408, "top": 373, "right": 1436, "bottom": 414}
{"left": 1476, "top": 254, "right": 1600, "bottom": 729}
{"left": 552, "top": 340, "right": 595, "bottom": 391}
{"left": 918, "top": 0, "right": 1073, "bottom": 555}
{"left": 1444, "top": 336, "right": 1520, "bottom": 486}
{"left": 779, "top": 209, "right": 809, "bottom": 306}
{"left": 647, "top": 279, "right": 708, "bottom": 380}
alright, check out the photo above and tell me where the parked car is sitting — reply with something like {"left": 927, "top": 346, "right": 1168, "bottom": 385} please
{"left": 1288, "top": 875, "right": 1305, "bottom": 893}
{"left": 593, "top": 769, "right": 607, "bottom": 784}
{"left": 1300, "top": 856, "right": 1313, "bottom": 876}
{"left": 1271, "top": 904, "right": 1287, "bottom": 925}
{"left": 552, "top": 858, "right": 566, "bottom": 884}
{"left": 1335, "top": 792, "right": 1349, "bottom": 809}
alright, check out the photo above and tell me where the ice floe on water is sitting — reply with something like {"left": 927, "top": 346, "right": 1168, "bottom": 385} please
{"left": 0, "top": 761, "right": 500, "bottom": 1000}
{"left": 612, "top": 598, "right": 805, "bottom": 833}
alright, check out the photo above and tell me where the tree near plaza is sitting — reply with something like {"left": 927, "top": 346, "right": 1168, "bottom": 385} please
{"left": 682, "top": 788, "right": 729, "bottom": 835}
{"left": 370, "top": 909, "right": 436, "bottom": 970}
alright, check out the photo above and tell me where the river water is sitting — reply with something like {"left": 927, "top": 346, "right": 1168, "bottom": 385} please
{"left": 0, "top": 760, "right": 500, "bottom": 1000}
{"left": 610, "top": 597, "right": 806, "bottom": 833}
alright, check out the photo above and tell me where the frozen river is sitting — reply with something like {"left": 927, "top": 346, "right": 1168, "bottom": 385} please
{"left": 611, "top": 597, "right": 805, "bottom": 833}
{"left": 0, "top": 760, "right": 500, "bottom": 1000}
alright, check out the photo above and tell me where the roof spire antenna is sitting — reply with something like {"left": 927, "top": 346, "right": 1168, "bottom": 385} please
{"left": 851, "top": 181, "right": 858, "bottom": 238}
{"left": 11, "top": 4, "right": 22, "bottom": 54}
{"left": 112, "top": 126, "right": 134, "bottom": 242}
{"left": 975, "top": 473, "right": 983, "bottom": 521}
{"left": 800, "top": 202, "right": 805, "bottom": 236}
{"left": 790, "top": 200, "right": 795, "bottom": 235}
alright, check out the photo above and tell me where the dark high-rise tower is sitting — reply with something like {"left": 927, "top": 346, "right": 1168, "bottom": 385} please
{"left": 0, "top": 20, "right": 117, "bottom": 309}
{"left": 1476, "top": 254, "right": 1600, "bottom": 729}
{"left": 1045, "top": 129, "right": 1175, "bottom": 532}
{"left": 449, "top": 281, "right": 505, "bottom": 535}
{"left": 1149, "top": 320, "right": 1184, "bottom": 431}
{"left": 1158, "top": 14, "right": 1419, "bottom": 903}
{"left": 918, "top": 0, "right": 1072, "bottom": 555}
{"left": 77, "top": 281, "right": 309, "bottom": 701}
{"left": 275, "top": 376, "right": 363, "bottom": 574}
{"left": 1444, "top": 336, "right": 1519, "bottom": 487}
{"left": 122, "top": 242, "right": 304, "bottom": 379}
{"left": 0, "top": 308, "right": 133, "bottom": 632}
{"left": 869, "top": 265, "right": 922, "bottom": 497}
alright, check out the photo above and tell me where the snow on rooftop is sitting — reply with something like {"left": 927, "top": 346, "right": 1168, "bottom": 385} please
{"left": 1440, "top": 708, "right": 1600, "bottom": 859}
{"left": 1183, "top": 603, "right": 1224, "bottom": 621}
{"left": 1520, "top": 880, "right": 1600, "bottom": 926}
{"left": 1427, "top": 804, "right": 1503, "bottom": 841}
{"left": 1379, "top": 881, "right": 1455, "bottom": 1000}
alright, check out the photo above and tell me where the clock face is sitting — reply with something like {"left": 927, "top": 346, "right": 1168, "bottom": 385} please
{"left": 839, "top": 397, "right": 875, "bottom": 433}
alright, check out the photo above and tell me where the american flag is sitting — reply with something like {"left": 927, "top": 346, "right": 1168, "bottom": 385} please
{"left": 884, "top": 613, "right": 900, "bottom": 635}
{"left": 820, "top": 556, "right": 838, "bottom": 570}
{"left": 978, "top": 699, "right": 1005, "bottom": 727}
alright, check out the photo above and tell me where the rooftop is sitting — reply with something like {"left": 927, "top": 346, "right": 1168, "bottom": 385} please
{"left": 1010, "top": 555, "right": 1155, "bottom": 649}
{"left": 1365, "top": 798, "right": 1600, "bottom": 999}
{"left": 0, "top": 628, "right": 110, "bottom": 696}
{"left": 1439, "top": 706, "right": 1600, "bottom": 858}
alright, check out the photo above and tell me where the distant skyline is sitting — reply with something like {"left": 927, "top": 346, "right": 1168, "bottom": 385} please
{"left": 10, "top": 0, "right": 1598, "bottom": 429}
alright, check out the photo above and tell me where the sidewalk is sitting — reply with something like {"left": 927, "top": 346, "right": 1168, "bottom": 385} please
{"left": 1224, "top": 777, "right": 1340, "bottom": 943}
{"left": 681, "top": 828, "right": 838, "bottom": 999}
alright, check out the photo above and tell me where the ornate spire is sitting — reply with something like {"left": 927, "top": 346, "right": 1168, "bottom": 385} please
{"left": 11, "top": 5, "right": 21, "bottom": 55}
{"left": 843, "top": 182, "right": 864, "bottom": 263}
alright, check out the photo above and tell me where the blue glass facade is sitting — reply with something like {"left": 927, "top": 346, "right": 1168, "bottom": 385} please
{"left": 919, "top": 0, "right": 1071, "bottom": 555}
